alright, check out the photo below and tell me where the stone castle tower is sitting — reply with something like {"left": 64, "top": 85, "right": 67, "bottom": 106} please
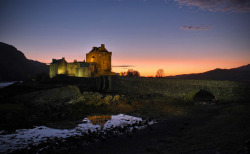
{"left": 86, "top": 44, "right": 112, "bottom": 76}
{"left": 49, "top": 44, "right": 115, "bottom": 78}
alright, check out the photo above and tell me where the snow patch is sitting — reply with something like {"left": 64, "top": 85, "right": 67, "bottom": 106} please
{"left": 0, "top": 114, "right": 155, "bottom": 153}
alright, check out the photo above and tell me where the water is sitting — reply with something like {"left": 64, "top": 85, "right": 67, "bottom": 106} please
{"left": 0, "top": 81, "right": 18, "bottom": 88}
{"left": 0, "top": 114, "right": 155, "bottom": 153}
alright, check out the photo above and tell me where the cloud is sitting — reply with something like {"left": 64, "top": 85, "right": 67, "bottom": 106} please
{"left": 180, "top": 25, "right": 213, "bottom": 31}
{"left": 174, "top": 0, "right": 250, "bottom": 13}
{"left": 112, "top": 65, "right": 135, "bottom": 67}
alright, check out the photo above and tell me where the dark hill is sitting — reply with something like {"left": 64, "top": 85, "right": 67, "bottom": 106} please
{"left": 167, "top": 64, "right": 250, "bottom": 81}
{"left": 0, "top": 42, "right": 49, "bottom": 81}
{"left": 232, "top": 64, "right": 250, "bottom": 71}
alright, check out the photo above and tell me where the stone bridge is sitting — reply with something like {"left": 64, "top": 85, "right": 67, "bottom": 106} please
{"left": 104, "top": 76, "right": 250, "bottom": 103}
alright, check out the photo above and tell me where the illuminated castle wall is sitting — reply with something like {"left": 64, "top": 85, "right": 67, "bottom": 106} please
{"left": 49, "top": 44, "right": 115, "bottom": 78}
{"left": 86, "top": 44, "right": 113, "bottom": 76}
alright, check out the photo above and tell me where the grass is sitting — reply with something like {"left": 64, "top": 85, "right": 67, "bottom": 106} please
{"left": 126, "top": 96, "right": 193, "bottom": 119}
{"left": 112, "top": 77, "right": 250, "bottom": 103}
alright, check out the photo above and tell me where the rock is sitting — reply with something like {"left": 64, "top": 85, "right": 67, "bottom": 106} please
{"left": 82, "top": 92, "right": 104, "bottom": 105}
{"left": 104, "top": 95, "right": 113, "bottom": 104}
{"left": 113, "top": 95, "right": 120, "bottom": 101}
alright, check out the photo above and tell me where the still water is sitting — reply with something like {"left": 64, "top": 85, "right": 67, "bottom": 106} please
{"left": 0, "top": 114, "right": 155, "bottom": 153}
{"left": 0, "top": 82, "right": 18, "bottom": 88}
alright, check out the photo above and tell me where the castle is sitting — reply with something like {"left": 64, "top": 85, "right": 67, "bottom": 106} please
{"left": 49, "top": 44, "right": 115, "bottom": 78}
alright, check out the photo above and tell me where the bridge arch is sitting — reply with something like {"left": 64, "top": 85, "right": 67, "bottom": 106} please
{"left": 193, "top": 89, "right": 215, "bottom": 103}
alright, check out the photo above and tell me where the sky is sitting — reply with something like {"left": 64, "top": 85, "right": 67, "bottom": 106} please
{"left": 1, "top": 0, "right": 250, "bottom": 76}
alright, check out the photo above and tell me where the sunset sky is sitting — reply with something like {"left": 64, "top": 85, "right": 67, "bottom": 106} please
{"left": 1, "top": 0, "right": 250, "bottom": 76}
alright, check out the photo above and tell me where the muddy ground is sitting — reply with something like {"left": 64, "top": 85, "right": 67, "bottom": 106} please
{"left": 13, "top": 101, "right": 250, "bottom": 154}
{"left": 83, "top": 103, "right": 250, "bottom": 154}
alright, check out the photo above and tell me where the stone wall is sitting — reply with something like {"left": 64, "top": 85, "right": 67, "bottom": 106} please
{"left": 109, "top": 76, "right": 250, "bottom": 103}
{"left": 86, "top": 51, "right": 112, "bottom": 76}
{"left": 76, "top": 67, "right": 91, "bottom": 77}
{"left": 49, "top": 59, "right": 67, "bottom": 78}
{"left": 57, "top": 59, "right": 67, "bottom": 75}
{"left": 49, "top": 63, "right": 58, "bottom": 78}
{"left": 50, "top": 61, "right": 93, "bottom": 78}
{"left": 67, "top": 63, "right": 79, "bottom": 76}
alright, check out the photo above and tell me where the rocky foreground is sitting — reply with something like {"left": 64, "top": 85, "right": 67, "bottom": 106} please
{"left": 10, "top": 102, "right": 250, "bottom": 154}
{"left": 1, "top": 81, "right": 250, "bottom": 153}
{"left": 84, "top": 103, "right": 250, "bottom": 154}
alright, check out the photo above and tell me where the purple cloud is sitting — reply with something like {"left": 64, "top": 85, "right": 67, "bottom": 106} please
{"left": 180, "top": 25, "right": 213, "bottom": 31}
{"left": 175, "top": 0, "right": 250, "bottom": 13}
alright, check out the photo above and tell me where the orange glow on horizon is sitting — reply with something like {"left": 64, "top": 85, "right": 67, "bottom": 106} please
{"left": 30, "top": 51, "right": 249, "bottom": 77}
{"left": 112, "top": 58, "right": 249, "bottom": 77}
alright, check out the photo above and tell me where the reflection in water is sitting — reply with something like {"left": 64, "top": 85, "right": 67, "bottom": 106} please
{"left": 87, "top": 115, "right": 111, "bottom": 127}
{"left": 0, "top": 114, "right": 155, "bottom": 153}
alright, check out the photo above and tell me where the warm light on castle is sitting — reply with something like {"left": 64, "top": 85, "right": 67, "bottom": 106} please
{"left": 49, "top": 44, "right": 115, "bottom": 78}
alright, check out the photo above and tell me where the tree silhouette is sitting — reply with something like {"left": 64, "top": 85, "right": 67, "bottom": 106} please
{"left": 120, "top": 72, "right": 126, "bottom": 76}
{"left": 156, "top": 69, "right": 164, "bottom": 77}
{"left": 120, "top": 69, "right": 140, "bottom": 77}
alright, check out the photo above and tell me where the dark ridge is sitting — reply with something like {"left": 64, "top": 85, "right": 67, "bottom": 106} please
{"left": 232, "top": 64, "right": 250, "bottom": 71}
{"left": 167, "top": 64, "right": 250, "bottom": 81}
{"left": 0, "top": 42, "right": 49, "bottom": 81}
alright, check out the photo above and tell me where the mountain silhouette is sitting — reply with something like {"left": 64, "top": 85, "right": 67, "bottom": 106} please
{"left": 232, "top": 64, "right": 250, "bottom": 71}
{"left": 167, "top": 64, "right": 250, "bottom": 81}
{"left": 0, "top": 42, "right": 49, "bottom": 81}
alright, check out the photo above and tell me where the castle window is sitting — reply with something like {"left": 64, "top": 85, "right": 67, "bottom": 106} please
{"left": 91, "top": 56, "right": 95, "bottom": 62}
